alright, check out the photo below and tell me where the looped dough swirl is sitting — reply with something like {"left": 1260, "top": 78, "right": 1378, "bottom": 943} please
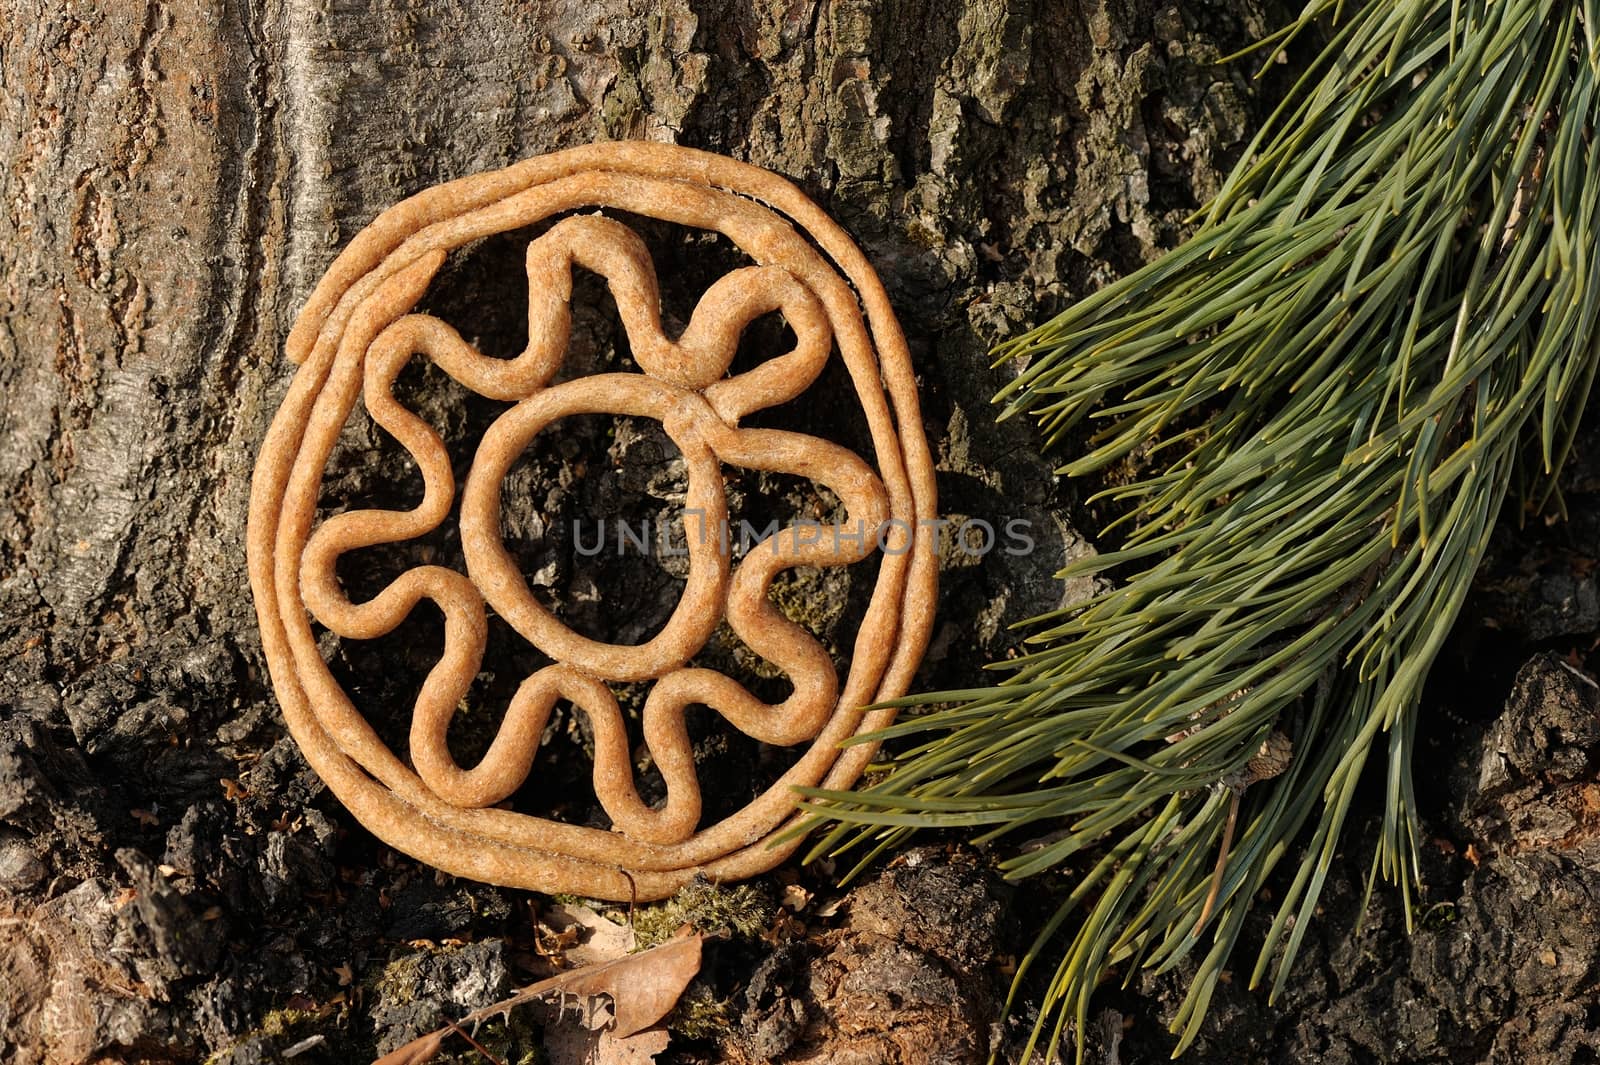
{"left": 248, "top": 143, "right": 938, "bottom": 900}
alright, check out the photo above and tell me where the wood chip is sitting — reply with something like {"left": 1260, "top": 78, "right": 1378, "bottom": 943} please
{"left": 780, "top": 883, "right": 812, "bottom": 912}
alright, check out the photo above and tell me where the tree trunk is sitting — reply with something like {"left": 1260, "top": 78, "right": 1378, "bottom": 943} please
{"left": 33, "top": 1, "right": 1587, "bottom": 1063}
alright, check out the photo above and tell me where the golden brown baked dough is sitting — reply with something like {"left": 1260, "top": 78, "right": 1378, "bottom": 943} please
{"left": 247, "top": 142, "right": 937, "bottom": 900}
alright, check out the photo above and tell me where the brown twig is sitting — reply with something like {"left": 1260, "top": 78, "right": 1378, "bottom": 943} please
{"left": 1194, "top": 787, "right": 1242, "bottom": 937}
{"left": 444, "top": 1020, "right": 506, "bottom": 1065}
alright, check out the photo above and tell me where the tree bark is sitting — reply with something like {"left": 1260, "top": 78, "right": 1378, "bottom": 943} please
{"left": 0, "top": 1, "right": 1273, "bottom": 1061}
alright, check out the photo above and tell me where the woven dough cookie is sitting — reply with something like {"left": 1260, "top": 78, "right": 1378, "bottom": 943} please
{"left": 247, "top": 142, "right": 938, "bottom": 901}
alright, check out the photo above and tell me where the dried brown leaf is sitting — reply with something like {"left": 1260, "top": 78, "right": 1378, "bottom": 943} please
{"left": 545, "top": 1023, "right": 673, "bottom": 1065}
{"left": 545, "top": 931, "right": 701, "bottom": 1038}
{"left": 543, "top": 902, "right": 636, "bottom": 966}
{"left": 367, "top": 932, "right": 703, "bottom": 1065}
{"left": 597, "top": 1027, "right": 672, "bottom": 1065}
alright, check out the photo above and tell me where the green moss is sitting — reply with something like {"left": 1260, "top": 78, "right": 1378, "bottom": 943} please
{"left": 666, "top": 981, "right": 733, "bottom": 1040}
{"left": 1418, "top": 901, "right": 1457, "bottom": 931}
{"left": 371, "top": 951, "right": 425, "bottom": 1005}
{"left": 203, "top": 1004, "right": 332, "bottom": 1065}
{"left": 258, "top": 1006, "right": 319, "bottom": 1037}
{"left": 433, "top": 1016, "right": 544, "bottom": 1065}
{"left": 632, "top": 877, "right": 772, "bottom": 948}
{"left": 366, "top": 951, "right": 544, "bottom": 1064}
{"left": 767, "top": 568, "right": 846, "bottom": 645}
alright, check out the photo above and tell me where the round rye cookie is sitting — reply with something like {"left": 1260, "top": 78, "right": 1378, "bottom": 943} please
{"left": 247, "top": 143, "right": 938, "bottom": 900}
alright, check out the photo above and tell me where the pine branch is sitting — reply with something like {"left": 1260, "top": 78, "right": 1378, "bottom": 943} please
{"left": 803, "top": 1, "right": 1600, "bottom": 1058}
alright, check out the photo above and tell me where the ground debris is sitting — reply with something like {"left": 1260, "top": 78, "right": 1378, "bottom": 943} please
{"left": 1105, "top": 653, "right": 1600, "bottom": 1064}
{"left": 723, "top": 846, "right": 1010, "bottom": 1065}
{"left": 374, "top": 931, "right": 703, "bottom": 1065}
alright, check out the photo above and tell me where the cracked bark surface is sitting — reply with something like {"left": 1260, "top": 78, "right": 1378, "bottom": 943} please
{"left": 10, "top": 2, "right": 1598, "bottom": 1063}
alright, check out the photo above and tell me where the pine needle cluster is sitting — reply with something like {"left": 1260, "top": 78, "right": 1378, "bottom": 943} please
{"left": 804, "top": 1, "right": 1600, "bottom": 1057}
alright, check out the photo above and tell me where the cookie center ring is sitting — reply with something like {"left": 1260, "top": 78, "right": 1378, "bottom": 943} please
{"left": 462, "top": 374, "right": 731, "bottom": 683}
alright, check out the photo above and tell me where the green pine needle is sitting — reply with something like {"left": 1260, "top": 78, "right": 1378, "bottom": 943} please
{"left": 802, "top": 0, "right": 1600, "bottom": 1059}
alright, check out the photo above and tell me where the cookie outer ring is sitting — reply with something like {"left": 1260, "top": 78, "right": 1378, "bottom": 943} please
{"left": 247, "top": 142, "right": 938, "bottom": 900}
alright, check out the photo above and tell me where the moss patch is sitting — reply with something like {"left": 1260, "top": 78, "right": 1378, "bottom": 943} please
{"left": 633, "top": 877, "right": 773, "bottom": 948}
